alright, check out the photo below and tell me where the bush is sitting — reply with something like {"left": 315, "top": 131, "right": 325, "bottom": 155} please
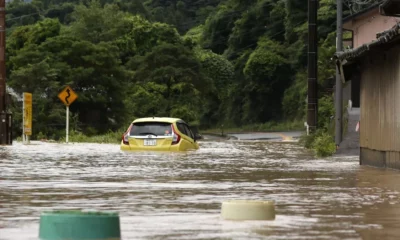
{"left": 37, "top": 131, "right": 47, "bottom": 140}
{"left": 312, "top": 132, "right": 336, "bottom": 157}
{"left": 299, "top": 132, "right": 317, "bottom": 149}
{"left": 299, "top": 130, "right": 336, "bottom": 157}
{"left": 318, "top": 95, "right": 334, "bottom": 130}
{"left": 58, "top": 130, "right": 122, "bottom": 144}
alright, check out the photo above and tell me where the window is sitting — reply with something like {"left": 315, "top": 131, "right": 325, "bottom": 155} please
{"left": 183, "top": 124, "right": 194, "bottom": 140}
{"left": 177, "top": 123, "right": 187, "bottom": 136}
{"left": 177, "top": 122, "right": 194, "bottom": 140}
{"left": 130, "top": 122, "right": 172, "bottom": 136}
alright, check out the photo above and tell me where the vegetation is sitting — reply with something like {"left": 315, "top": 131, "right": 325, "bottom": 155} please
{"left": 58, "top": 130, "right": 122, "bottom": 143}
{"left": 299, "top": 130, "right": 336, "bottom": 157}
{"left": 5, "top": 0, "right": 375, "bottom": 149}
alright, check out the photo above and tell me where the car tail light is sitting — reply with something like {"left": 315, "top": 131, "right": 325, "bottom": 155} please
{"left": 122, "top": 124, "right": 133, "bottom": 145}
{"left": 171, "top": 124, "right": 180, "bottom": 145}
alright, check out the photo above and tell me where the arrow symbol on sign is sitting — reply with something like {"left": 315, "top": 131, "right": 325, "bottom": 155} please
{"left": 65, "top": 89, "right": 71, "bottom": 104}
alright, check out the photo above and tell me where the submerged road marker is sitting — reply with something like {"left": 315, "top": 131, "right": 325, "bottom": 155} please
{"left": 221, "top": 200, "right": 275, "bottom": 221}
{"left": 39, "top": 210, "right": 120, "bottom": 240}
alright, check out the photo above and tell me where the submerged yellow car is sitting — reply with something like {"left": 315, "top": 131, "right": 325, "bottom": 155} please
{"left": 120, "top": 117, "right": 200, "bottom": 151}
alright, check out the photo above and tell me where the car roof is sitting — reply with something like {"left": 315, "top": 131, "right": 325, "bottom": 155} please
{"left": 132, "top": 117, "right": 184, "bottom": 124}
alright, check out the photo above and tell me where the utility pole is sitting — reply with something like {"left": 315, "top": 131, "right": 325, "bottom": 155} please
{"left": 307, "top": 0, "right": 318, "bottom": 132}
{"left": 0, "top": 0, "right": 12, "bottom": 145}
{"left": 335, "top": 0, "right": 343, "bottom": 148}
{"left": 0, "top": 0, "right": 5, "bottom": 113}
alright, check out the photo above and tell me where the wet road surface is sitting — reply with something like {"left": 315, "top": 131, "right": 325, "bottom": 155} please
{"left": 1, "top": 140, "right": 400, "bottom": 239}
{"left": 227, "top": 132, "right": 303, "bottom": 141}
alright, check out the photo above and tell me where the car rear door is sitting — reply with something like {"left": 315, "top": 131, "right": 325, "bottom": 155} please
{"left": 177, "top": 122, "right": 196, "bottom": 147}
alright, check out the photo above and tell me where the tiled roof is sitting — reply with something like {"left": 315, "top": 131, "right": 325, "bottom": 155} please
{"left": 380, "top": 0, "right": 400, "bottom": 16}
{"left": 343, "top": 3, "right": 381, "bottom": 23}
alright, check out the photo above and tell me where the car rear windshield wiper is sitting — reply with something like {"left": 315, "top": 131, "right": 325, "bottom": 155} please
{"left": 138, "top": 132, "right": 158, "bottom": 136}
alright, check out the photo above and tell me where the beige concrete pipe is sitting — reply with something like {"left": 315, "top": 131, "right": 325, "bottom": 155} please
{"left": 221, "top": 200, "right": 275, "bottom": 221}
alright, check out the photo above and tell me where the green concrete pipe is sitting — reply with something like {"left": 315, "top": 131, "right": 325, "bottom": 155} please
{"left": 39, "top": 210, "right": 121, "bottom": 240}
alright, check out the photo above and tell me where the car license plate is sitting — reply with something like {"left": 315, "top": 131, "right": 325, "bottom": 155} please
{"left": 144, "top": 139, "right": 156, "bottom": 146}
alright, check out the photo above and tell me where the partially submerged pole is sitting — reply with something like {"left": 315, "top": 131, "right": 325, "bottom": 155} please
{"left": 335, "top": 0, "right": 343, "bottom": 148}
{"left": 0, "top": 0, "right": 12, "bottom": 145}
{"left": 307, "top": 0, "right": 318, "bottom": 132}
{"left": 0, "top": 0, "right": 5, "bottom": 114}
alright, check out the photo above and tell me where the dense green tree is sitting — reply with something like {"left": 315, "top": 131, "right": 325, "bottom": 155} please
{"left": 8, "top": 35, "right": 128, "bottom": 136}
{"left": 114, "top": 0, "right": 152, "bottom": 19}
{"left": 44, "top": 3, "right": 75, "bottom": 24}
{"left": 194, "top": 47, "right": 234, "bottom": 126}
{"left": 241, "top": 37, "right": 293, "bottom": 123}
{"left": 6, "top": 0, "right": 42, "bottom": 28}
{"left": 201, "top": 4, "right": 239, "bottom": 54}
{"left": 145, "top": 0, "right": 221, "bottom": 33}
{"left": 225, "top": 0, "right": 286, "bottom": 60}
{"left": 64, "top": 1, "right": 131, "bottom": 44}
{"left": 120, "top": 16, "right": 181, "bottom": 57}
{"left": 125, "top": 43, "right": 208, "bottom": 124}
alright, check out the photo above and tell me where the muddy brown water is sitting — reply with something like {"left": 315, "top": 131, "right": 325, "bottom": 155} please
{"left": 1, "top": 140, "right": 400, "bottom": 239}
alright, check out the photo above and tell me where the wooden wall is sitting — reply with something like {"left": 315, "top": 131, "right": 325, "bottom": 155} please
{"left": 360, "top": 46, "right": 400, "bottom": 152}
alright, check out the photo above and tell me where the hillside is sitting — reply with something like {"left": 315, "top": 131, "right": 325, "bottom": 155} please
{"left": 4, "top": 0, "right": 380, "bottom": 139}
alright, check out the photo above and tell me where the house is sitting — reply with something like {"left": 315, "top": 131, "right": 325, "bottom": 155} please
{"left": 341, "top": 3, "right": 400, "bottom": 109}
{"left": 343, "top": 3, "right": 400, "bottom": 49}
{"left": 335, "top": 3, "right": 400, "bottom": 154}
{"left": 335, "top": 0, "right": 400, "bottom": 169}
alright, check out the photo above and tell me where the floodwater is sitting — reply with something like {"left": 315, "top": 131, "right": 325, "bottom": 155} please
{"left": 1, "top": 139, "right": 400, "bottom": 240}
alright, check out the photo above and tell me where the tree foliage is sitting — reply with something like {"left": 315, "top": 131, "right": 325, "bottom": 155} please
{"left": 4, "top": 0, "right": 378, "bottom": 139}
{"left": 126, "top": 43, "right": 207, "bottom": 124}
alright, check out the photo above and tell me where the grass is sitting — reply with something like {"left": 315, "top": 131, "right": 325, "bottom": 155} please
{"left": 57, "top": 130, "right": 122, "bottom": 144}
{"left": 15, "top": 130, "right": 123, "bottom": 144}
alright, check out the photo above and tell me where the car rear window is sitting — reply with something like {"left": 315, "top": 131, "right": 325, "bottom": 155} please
{"left": 130, "top": 122, "right": 172, "bottom": 136}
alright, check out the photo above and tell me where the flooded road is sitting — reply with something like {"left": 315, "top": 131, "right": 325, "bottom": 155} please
{"left": 1, "top": 140, "right": 400, "bottom": 239}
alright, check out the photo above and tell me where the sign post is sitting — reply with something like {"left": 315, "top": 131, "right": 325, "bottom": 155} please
{"left": 66, "top": 104, "right": 69, "bottom": 143}
{"left": 58, "top": 86, "right": 78, "bottom": 143}
{"left": 23, "top": 92, "right": 32, "bottom": 144}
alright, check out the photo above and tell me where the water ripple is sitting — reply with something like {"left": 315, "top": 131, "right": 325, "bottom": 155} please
{"left": 1, "top": 140, "right": 400, "bottom": 239}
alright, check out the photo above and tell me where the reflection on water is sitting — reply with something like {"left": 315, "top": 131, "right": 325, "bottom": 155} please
{"left": 1, "top": 140, "right": 400, "bottom": 239}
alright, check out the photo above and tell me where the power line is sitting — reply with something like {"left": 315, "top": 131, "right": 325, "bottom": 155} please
{"left": 6, "top": 11, "right": 41, "bottom": 22}
{"left": 3, "top": 0, "right": 298, "bottom": 28}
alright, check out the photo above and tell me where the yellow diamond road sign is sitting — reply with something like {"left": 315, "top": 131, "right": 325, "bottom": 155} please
{"left": 58, "top": 86, "right": 78, "bottom": 106}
